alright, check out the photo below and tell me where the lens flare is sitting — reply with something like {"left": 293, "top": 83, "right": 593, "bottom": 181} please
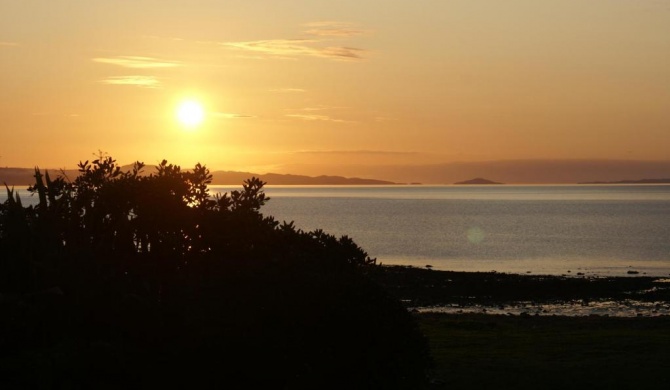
{"left": 467, "top": 227, "right": 485, "bottom": 244}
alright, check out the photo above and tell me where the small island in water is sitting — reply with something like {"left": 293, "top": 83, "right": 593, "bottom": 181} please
{"left": 454, "top": 177, "right": 503, "bottom": 185}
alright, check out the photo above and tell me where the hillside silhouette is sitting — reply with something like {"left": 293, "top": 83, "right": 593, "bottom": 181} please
{"left": 280, "top": 159, "right": 670, "bottom": 184}
{"left": 0, "top": 165, "right": 395, "bottom": 186}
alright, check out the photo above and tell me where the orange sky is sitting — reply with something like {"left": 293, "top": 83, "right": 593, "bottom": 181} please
{"left": 1, "top": 1, "right": 669, "bottom": 176}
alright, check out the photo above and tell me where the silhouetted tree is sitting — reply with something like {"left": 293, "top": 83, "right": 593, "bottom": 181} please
{"left": 0, "top": 156, "right": 430, "bottom": 389}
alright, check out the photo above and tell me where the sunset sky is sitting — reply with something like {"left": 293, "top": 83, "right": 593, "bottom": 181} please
{"left": 1, "top": 0, "right": 669, "bottom": 180}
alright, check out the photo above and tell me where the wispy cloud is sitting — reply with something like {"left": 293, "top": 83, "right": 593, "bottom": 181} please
{"left": 269, "top": 88, "right": 306, "bottom": 93}
{"left": 317, "top": 46, "right": 364, "bottom": 60}
{"left": 285, "top": 114, "right": 349, "bottom": 123}
{"left": 99, "top": 76, "right": 161, "bottom": 88}
{"left": 294, "top": 150, "right": 420, "bottom": 156}
{"left": 225, "top": 39, "right": 313, "bottom": 56}
{"left": 92, "top": 56, "right": 181, "bottom": 69}
{"left": 303, "top": 21, "right": 368, "bottom": 37}
{"left": 213, "top": 112, "right": 256, "bottom": 119}
{"left": 224, "top": 39, "right": 364, "bottom": 61}
{"left": 288, "top": 105, "right": 344, "bottom": 112}
{"left": 0, "top": 42, "right": 19, "bottom": 47}
{"left": 283, "top": 105, "right": 351, "bottom": 122}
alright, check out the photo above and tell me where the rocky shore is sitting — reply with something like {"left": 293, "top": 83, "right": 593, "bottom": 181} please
{"left": 370, "top": 266, "right": 670, "bottom": 316}
{"left": 372, "top": 267, "right": 670, "bottom": 388}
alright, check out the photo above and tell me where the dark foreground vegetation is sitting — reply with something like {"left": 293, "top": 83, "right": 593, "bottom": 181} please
{"left": 420, "top": 313, "right": 670, "bottom": 390}
{"left": 0, "top": 157, "right": 429, "bottom": 388}
{"left": 3, "top": 157, "right": 670, "bottom": 389}
{"left": 373, "top": 267, "right": 670, "bottom": 389}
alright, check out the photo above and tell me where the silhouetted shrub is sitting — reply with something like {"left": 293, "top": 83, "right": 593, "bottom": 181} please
{"left": 0, "top": 157, "right": 430, "bottom": 388}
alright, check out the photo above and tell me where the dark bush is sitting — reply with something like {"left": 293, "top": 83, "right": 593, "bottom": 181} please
{"left": 0, "top": 157, "right": 430, "bottom": 388}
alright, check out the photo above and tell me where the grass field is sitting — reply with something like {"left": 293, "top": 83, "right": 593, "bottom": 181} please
{"left": 419, "top": 313, "right": 670, "bottom": 390}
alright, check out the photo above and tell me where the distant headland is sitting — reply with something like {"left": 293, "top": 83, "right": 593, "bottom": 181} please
{"left": 0, "top": 166, "right": 396, "bottom": 186}
{"left": 210, "top": 171, "right": 396, "bottom": 185}
{"left": 454, "top": 178, "right": 503, "bottom": 185}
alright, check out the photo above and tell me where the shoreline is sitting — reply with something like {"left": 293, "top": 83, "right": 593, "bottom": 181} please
{"left": 379, "top": 258, "right": 670, "bottom": 278}
{"left": 371, "top": 265, "right": 670, "bottom": 317}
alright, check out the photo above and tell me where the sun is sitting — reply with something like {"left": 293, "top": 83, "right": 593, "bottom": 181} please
{"left": 176, "top": 100, "right": 205, "bottom": 128}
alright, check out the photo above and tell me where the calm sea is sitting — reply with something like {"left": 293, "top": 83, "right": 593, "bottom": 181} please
{"left": 5, "top": 185, "right": 670, "bottom": 276}
{"left": 218, "top": 185, "right": 670, "bottom": 277}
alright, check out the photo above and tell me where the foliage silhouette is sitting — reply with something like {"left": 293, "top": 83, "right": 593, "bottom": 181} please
{"left": 0, "top": 157, "right": 430, "bottom": 388}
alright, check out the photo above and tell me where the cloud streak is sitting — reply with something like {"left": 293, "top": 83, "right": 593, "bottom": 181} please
{"left": 223, "top": 22, "right": 368, "bottom": 61}
{"left": 92, "top": 56, "right": 181, "bottom": 68}
{"left": 224, "top": 39, "right": 364, "bottom": 61}
{"left": 303, "top": 21, "right": 368, "bottom": 37}
{"left": 294, "top": 150, "right": 421, "bottom": 156}
{"left": 285, "top": 114, "right": 348, "bottom": 123}
{"left": 99, "top": 76, "right": 161, "bottom": 88}
{"left": 289, "top": 105, "right": 344, "bottom": 112}
{"left": 213, "top": 112, "right": 255, "bottom": 119}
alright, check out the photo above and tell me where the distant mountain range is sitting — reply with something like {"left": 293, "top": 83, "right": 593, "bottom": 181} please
{"left": 279, "top": 159, "right": 670, "bottom": 184}
{"left": 3, "top": 160, "right": 670, "bottom": 186}
{"left": 0, "top": 166, "right": 395, "bottom": 186}
{"left": 209, "top": 171, "right": 395, "bottom": 185}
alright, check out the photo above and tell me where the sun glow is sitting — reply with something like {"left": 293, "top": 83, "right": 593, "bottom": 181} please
{"left": 176, "top": 100, "right": 205, "bottom": 128}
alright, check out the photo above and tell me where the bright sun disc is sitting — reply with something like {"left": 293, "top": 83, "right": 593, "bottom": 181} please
{"left": 177, "top": 100, "right": 205, "bottom": 127}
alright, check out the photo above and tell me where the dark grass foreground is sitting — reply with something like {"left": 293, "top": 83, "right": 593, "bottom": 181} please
{"left": 369, "top": 266, "right": 670, "bottom": 389}
{"left": 0, "top": 158, "right": 430, "bottom": 389}
{"left": 420, "top": 313, "right": 670, "bottom": 390}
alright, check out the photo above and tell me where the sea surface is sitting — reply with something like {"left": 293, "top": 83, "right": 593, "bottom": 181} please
{"left": 216, "top": 184, "right": 670, "bottom": 277}
{"left": 4, "top": 185, "right": 670, "bottom": 277}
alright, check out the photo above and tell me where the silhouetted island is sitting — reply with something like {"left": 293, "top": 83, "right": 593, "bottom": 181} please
{"left": 578, "top": 178, "right": 670, "bottom": 184}
{"left": 454, "top": 177, "right": 503, "bottom": 185}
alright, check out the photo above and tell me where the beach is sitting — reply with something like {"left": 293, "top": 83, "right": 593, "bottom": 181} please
{"left": 369, "top": 266, "right": 670, "bottom": 388}
{"left": 372, "top": 266, "right": 670, "bottom": 317}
